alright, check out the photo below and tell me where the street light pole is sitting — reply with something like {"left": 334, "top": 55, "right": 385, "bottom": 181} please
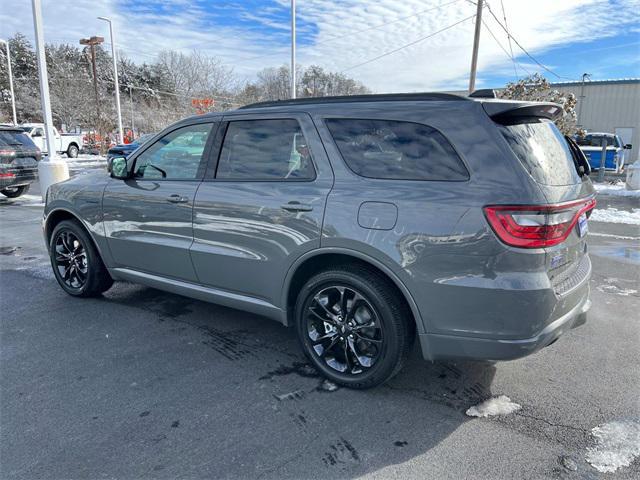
{"left": 0, "top": 39, "right": 17, "bottom": 125}
{"left": 468, "top": 0, "right": 484, "bottom": 94}
{"left": 31, "top": 0, "right": 69, "bottom": 200}
{"left": 98, "top": 16, "right": 123, "bottom": 144}
{"left": 291, "top": 0, "right": 296, "bottom": 99}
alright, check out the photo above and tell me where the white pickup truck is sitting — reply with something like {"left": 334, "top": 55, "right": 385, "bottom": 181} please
{"left": 19, "top": 123, "right": 83, "bottom": 158}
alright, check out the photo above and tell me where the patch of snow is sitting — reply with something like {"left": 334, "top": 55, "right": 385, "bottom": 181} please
{"left": 596, "top": 278, "right": 638, "bottom": 296}
{"left": 465, "top": 395, "right": 521, "bottom": 418}
{"left": 590, "top": 208, "right": 640, "bottom": 225}
{"left": 589, "top": 232, "right": 640, "bottom": 241}
{"left": 585, "top": 419, "right": 640, "bottom": 473}
{"left": 594, "top": 182, "right": 640, "bottom": 197}
{"left": 318, "top": 379, "right": 339, "bottom": 392}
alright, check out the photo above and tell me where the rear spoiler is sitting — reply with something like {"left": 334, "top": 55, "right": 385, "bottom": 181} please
{"left": 481, "top": 101, "right": 563, "bottom": 124}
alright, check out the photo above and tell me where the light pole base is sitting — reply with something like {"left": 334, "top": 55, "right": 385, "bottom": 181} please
{"left": 38, "top": 156, "right": 70, "bottom": 201}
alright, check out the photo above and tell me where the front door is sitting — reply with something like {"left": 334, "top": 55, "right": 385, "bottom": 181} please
{"left": 103, "top": 121, "right": 217, "bottom": 281}
{"left": 191, "top": 113, "right": 333, "bottom": 306}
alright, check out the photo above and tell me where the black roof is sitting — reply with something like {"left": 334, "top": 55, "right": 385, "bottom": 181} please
{"left": 239, "top": 92, "right": 467, "bottom": 110}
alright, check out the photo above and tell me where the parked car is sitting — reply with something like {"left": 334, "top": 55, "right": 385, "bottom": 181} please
{"left": 106, "top": 133, "right": 156, "bottom": 161}
{"left": 576, "top": 132, "right": 631, "bottom": 172}
{"left": 43, "top": 93, "right": 595, "bottom": 388}
{"left": 20, "top": 123, "right": 83, "bottom": 158}
{"left": 0, "top": 126, "right": 41, "bottom": 198}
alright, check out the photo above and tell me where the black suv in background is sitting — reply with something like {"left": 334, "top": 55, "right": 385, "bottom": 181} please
{"left": 0, "top": 126, "right": 41, "bottom": 198}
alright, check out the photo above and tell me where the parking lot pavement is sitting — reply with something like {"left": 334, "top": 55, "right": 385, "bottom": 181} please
{"left": 1, "top": 180, "right": 639, "bottom": 479}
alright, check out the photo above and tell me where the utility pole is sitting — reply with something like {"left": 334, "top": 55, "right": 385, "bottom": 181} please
{"left": 577, "top": 72, "right": 590, "bottom": 128}
{"left": 32, "top": 0, "right": 69, "bottom": 200}
{"left": 468, "top": 0, "right": 483, "bottom": 94}
{"left": 98, "top": 17, "right": 123, "bottom": 145}
{"left": 129, "top": 85, "right": 134, "bottom": 138}
{"left": 80, "top": 36, "right": 104, "bottom": 139}
{"left": 291, "top": 0, "right": 296, "bottom": 99}
{"left": 0, "top": 39, "right": 17, "bottom": 125}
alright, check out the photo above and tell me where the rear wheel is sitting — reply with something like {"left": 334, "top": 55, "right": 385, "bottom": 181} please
{"left": 49, "top": 220, "right": 113, "bottom": 297}
{"left": 294, "top": 265, "right": 413, "bottom": 389}
{"left": 66, "top": 144, "right": 79, "bottom": 158}
{"left": 1, "top": 185, "right": 30, "bottom": 198}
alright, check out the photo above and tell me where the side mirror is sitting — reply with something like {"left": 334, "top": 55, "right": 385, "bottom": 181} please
{"left": 32, "top": 131, "right": 43, "bottom": 137}
{"left": 110, "top": 156, "right": 131, "bottom": 179}
{"left": 624, "top": 144, "right": 632, "bottom": 150}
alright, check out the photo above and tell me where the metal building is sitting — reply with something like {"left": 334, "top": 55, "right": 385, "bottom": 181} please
{"left": 552, "top": 78, "right": 640, "bottom": 165}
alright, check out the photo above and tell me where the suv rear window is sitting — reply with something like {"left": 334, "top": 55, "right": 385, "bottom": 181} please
{"left": 499, "top": 120, "right": 581, "bottom": 186}
{"left": 325, "top": 119, "right": 469, "bottom": 181}
{"left": 0, "top": 130, "right": 36, "bottom": 148}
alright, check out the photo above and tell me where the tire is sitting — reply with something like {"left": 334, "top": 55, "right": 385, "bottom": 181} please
{"left": 49, "top": 219, "right": 113, "bottom": 297}
{"left": 66, "top": 144, "right": 79, "bottom": 158}
{"left": 294, "top": 265, "right": 413, "bottom": 389}
{"left": 1, "top": 184, "right": 30, "bottom": 198}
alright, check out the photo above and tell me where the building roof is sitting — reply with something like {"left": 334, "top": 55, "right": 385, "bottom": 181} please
{"left": 550, "top": 78, "right": 640, "bottom": 87}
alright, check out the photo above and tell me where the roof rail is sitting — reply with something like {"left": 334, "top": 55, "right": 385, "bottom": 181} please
{"left": 239, "top": 92, "right": 468, "bottom": 109}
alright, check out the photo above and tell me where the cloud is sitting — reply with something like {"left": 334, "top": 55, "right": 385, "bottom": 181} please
{"left": 2, "top": 0, "right": 639, "bottom": 92}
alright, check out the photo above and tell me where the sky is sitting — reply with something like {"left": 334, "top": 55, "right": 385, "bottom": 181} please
{"left": 1, "top": 0, "right": 639, "bottom": 92}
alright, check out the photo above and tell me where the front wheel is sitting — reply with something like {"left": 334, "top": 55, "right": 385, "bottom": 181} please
{"left": 49, "top": 220, "right": 113, "bottom": 297}
{"left": 294, "top": 266, "right": 413, "bottom": 389}
{"left": 1, "top": 185, "right": 30, "bottom": 198}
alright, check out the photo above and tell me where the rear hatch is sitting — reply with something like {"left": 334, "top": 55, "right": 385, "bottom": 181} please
{"left": 482, "top": 101, "right": 595, "bottom": 295}
{"left": 0, "top": 129, "right": 41, "bottom": 182}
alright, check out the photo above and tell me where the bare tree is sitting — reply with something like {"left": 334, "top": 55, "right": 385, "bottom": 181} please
{"left": 500, "top": 73, "right": 582, "bottom": 136}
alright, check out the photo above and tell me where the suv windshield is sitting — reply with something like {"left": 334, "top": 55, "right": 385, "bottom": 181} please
{"left": 499, "top": 120, "right": 581, "bottom": 186}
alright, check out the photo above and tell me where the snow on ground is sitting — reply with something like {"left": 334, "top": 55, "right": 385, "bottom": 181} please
{"left": 594, "top": 182, "right": 640, "bottom": 197}
{"left": 67, "top": 154, "right": 107, "bottom": 169}
{"left": 465, "top": 395, "right": 521, "bottom": 418}
{"left": 585, "top": 419, "right": 640, "bottom": 473}
{"left": 590, "top": 208, "right": 640, "bottom": 225}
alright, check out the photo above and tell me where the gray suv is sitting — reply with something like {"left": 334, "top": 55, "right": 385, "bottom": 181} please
{"left": 44, "top": 93, "right": 595, "bottom": 388}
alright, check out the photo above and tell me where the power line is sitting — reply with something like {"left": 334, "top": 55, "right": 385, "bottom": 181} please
{"left": 483, "top": 0, "right": 574, "bottom": 80}
{"left": 481, "top": 19, "right": 532, "bottom": 79}
{"left": 341, "top": 13, "right": 477, "bottom": 73}
{"left": 499, "top": 0, "right": 517, "bottom": 79}
{"left": 227, "top": 0, "right": 469, "bottom": 68}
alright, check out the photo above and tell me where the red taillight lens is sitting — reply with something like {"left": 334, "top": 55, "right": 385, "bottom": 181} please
{"left": 483, "top": 198, "right": 596, "bottom": 248}
{"left": 0, "top": 172, "right": 16, "bottom": 178}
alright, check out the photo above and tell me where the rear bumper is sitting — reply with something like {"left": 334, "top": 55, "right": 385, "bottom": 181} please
{"left": 0, "top": 167, "right": 37, "bottom": 189}
{"left": 419, "top": 287, "right": 590, "bottom": 361}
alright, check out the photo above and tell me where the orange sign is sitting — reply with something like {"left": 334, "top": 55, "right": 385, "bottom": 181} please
{"left": 192, "top": 98, "right": 215, "bottom": 114}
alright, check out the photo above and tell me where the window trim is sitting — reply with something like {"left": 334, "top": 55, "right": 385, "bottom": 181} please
{"left": 128, "top": 120, "right": 219, "bottom": 182}
{"left": 210, "top": 117, "right": 318, "bottom": 183}
{"left": 323, "top": 117, "right": 470, "bottom": 182}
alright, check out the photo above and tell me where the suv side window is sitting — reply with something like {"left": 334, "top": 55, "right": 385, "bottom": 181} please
{"left": 325, "top": 118, "right": 469, "bottom": 181}
{"left": 134, "top": 123, "right": 213, "bottom": 180}
{"left": 216, "top": 119, "right": 315, "bottom": 180}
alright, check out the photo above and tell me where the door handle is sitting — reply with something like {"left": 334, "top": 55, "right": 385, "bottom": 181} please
{"left": 281, "top": 201, "right": 313, "bottom": 212}
{"left": 166, "top": 194, "right": 189, "bottom": 204}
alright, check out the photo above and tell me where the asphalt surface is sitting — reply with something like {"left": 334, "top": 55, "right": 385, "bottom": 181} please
{"left": 1, "top": 170, "right": 639, "bottom": 479}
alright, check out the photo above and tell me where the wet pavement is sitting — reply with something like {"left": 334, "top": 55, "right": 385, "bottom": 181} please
{"left": 1, "top": 178, "right": 638, "bottom": 479}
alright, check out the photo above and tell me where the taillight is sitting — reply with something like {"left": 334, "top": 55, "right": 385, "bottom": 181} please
{"left": 0, "top": 172, "right": 16, "bottom": 178}
{"left": 483, "top": 198, "right": 596, "bottom": 248}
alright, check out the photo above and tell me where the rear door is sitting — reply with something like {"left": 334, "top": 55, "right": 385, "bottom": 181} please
{"left": 190, "top": 112, "right": 333, "bottom": 306}
{"left": 103, "top": 120, "right": 216, "bottom": 281}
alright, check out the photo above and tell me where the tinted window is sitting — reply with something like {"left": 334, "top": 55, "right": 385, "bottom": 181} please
{"left": 216, "top": 119, "right": 315, "bottom": 180}
{"left": 0, "top": 131, "right": 37, "bottom": 148}
{"left": 500, "top": 120, "right": 581, "bottom": 186}
{"left": 325, "top": 118, "right": 469, "bottom": 181}
{"left": 134, "top": 123, "right": 212, "bottom": 180}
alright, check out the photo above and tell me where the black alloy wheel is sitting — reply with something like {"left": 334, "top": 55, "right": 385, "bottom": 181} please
{"left": 295, "top": 266, "right": 413, "bottom": 389}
